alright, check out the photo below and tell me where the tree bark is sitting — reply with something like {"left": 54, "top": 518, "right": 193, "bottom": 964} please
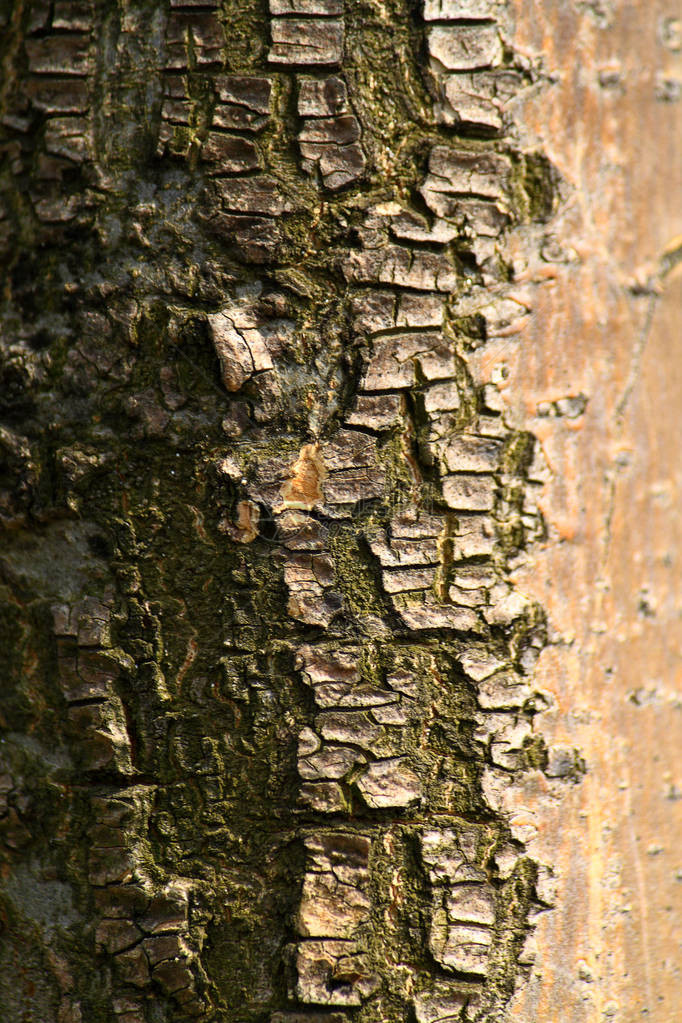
{"left": 0, "top": 2, "right": 679, "bottom": 1022}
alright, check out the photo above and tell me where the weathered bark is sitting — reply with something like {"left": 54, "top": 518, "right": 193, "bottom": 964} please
{"left": 0, "top": 2, "right": 679, "bottom": 1022}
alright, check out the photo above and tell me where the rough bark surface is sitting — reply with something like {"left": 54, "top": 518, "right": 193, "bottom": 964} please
{"left": 0, "top": 2, "right": 679, "bottom": 1023}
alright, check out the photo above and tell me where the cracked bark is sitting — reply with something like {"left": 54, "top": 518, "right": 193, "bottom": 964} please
{"left": 0, "top": 2, "right": 680, "bottom": 1023}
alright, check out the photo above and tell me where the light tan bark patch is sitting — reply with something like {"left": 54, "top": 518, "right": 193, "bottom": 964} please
{"left": 280, "top": 443, "right": 327, "bottom": 510}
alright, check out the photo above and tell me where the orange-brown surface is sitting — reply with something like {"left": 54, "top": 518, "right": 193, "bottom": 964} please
{"left": 479, "top": 3, "right": 682, "bottom": 1019}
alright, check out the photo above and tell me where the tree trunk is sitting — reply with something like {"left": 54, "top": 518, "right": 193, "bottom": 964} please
{"left": 0, "top": 2, "right": 679, "bottom": 1022}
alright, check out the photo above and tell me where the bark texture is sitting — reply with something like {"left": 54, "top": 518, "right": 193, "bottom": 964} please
{"left": 0, "top": 2, "right": 679, "bottom": 1023}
